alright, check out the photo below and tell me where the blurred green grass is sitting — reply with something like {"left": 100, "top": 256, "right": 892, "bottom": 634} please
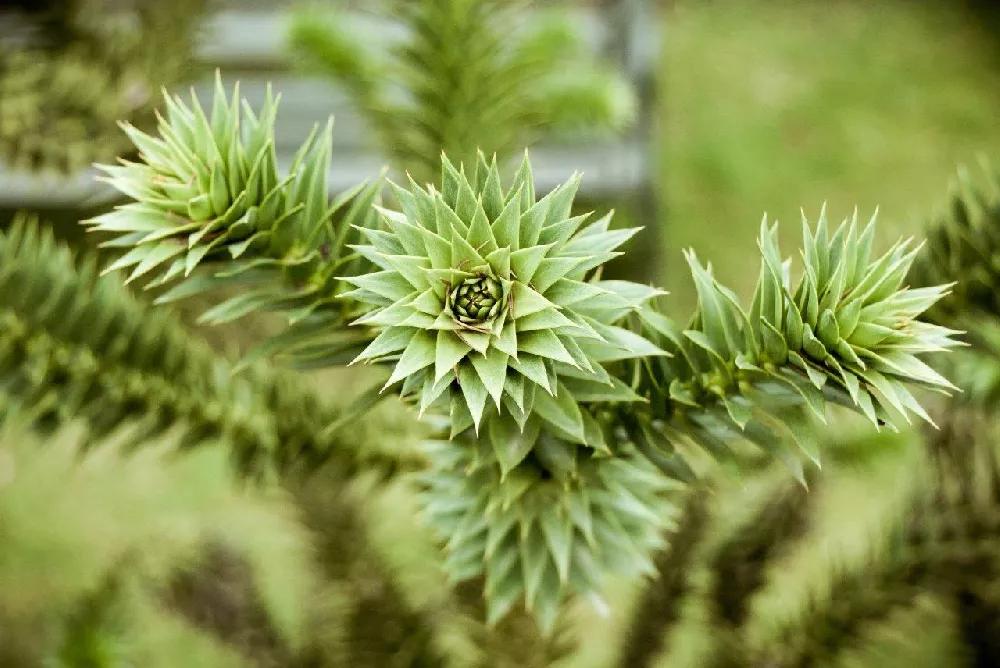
{"left": 659, "top": 0, "right": 1000, "bottom": 315}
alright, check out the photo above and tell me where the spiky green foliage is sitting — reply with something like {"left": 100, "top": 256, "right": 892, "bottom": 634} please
{"left": 287, "top": 0, "right": 637, "bottom": 184}
{"left": 48, "top": 567, "right": 132, "bottom": 668}
{"left": 72, "top": 75, "right": 964, "bottom": 638}
{"left": 347, "top": 152, "right": 664, "bottom": 464}
{"left": 614, "top": 166, "right": 1000, "bottom": 668}
{"left": 419, "top": 437, "right": 680, "bottom": 634}
{"left": 620, "top": 207, "right": 962, "bottom": 483}
{"left": 0, "top": 48, "right": 137, "bottom": 174}
{"left": 88, "top": 73, "right": 336, "bottom": 283}
{"left": 908, "top": 162, "right": 1000, "bottom": 326}
{"left": 0, "top": 214, "right": 414, "bottom": 481}
{"left": 88, "top": 77, "right": 960, "bottom": 486}
{"left": 87, "top": 75, "right": 384, "bottom": 372}
{"left": 0, "top": 0, "right": 204, "bottom": 175}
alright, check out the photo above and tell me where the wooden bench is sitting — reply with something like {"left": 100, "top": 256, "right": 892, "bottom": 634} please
{"left": 0, "top": 1, "right": 660, "bottom": 211}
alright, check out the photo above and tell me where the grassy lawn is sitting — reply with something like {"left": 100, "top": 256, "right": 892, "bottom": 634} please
{"left": 659, "top": 0, "right": 1000, "bottom": 315}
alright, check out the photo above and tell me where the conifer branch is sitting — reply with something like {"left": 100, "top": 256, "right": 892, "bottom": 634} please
{"left": 615, "top": 208, "right": 962, "bottom": 484}
{"left": 84, "top": 76, "right": 961, "bottom": 633}
{"left": 0, "top": 0, "right": 205, "bottom": 174}
{"left": 86, "top": 74, "right": 388, "bottom": 374}
{"left": 419, "top": 437, "right": 681, "bottom": 635}
{"left": 287, "top": 0, "right": 637, "bottom": 185}
{"left": 0, "top": 213, "right": 417, "bottom": 481}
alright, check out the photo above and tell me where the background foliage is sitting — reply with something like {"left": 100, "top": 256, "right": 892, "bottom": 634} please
{"left": 4, "top": 0, "right": 1000, "bottom": 667}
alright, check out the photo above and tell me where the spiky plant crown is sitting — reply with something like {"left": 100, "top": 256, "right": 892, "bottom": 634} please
{"left": 287, "top": 0, "right": 637, "bottom": 184}
{"left": 420, "top": 437, "right": 679, "bottom": 633}
{"left": 346, "top": 151, "right": 664, "bottom": 464}
{"left": 361, "top": 199, "right": 959, "bottom": 629}
{"left": 78, "top": 77, "right": 963, "bottom": 633}
{"left": 622, "top": 165, "right": 1000, "bottom": 668}
{"left": 90, "top": 75, "right": 316, "bottom": 283}
{"left": 616, "top": 208, "right": 963, "bottom": 484}
{"left": 88, "top": 75, "right": 383, "bottom": 371}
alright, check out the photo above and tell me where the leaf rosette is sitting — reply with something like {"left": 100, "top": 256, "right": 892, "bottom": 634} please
{"left": 86, "top": 73, "right": 359, "bottom": 297}
{"left": 344, "top": 152, "right": 665, "bottom": 464}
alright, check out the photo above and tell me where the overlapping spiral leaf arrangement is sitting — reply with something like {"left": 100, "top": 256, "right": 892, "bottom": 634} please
{"left": 617, "top": 209, "right": 963, "bottom": 484}
{"left": 88, "top": 75, "right": 382, "bottom": 370}
{"left": 86, "top": 77, "right": 963, "bottom": 633}
{"left": 342, "top": 153, "right": 684, "bottom": 630}
{"left": 0, "top": 214, "right": 411, "bottom": 481}
{"left": 421, "top": 438, "right": 680, "bottom": 633}
{"left": 89, "top": 74, "right": 329, "bottom": 283}
{"left": 345, "top": 152, "right": 664, "bottom": 464}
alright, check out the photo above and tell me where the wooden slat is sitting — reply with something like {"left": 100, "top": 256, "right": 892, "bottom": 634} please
{"left": 0, "top": 141, "right": 647, "bottom": 208}
{"left": 0, "top": 168, "right": 109, "bottom": 209}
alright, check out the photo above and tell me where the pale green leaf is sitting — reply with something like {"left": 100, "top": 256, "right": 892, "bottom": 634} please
{"left": 518, "top": 330, "right": 576, "bottom": 366}
{"left": 471, "top": 348, "right": 510, "bottom": 409}
{"left": 436, "top": 330, "right": 472, "bottom": 380}
{"left": 384, "top": 330, "right": 435, "bottom": 388}
{"left": 532, "top": 381, "right": 586, "bottom": 443}
{"left": 458, "top": 363, "right": 490, "bottom": 429}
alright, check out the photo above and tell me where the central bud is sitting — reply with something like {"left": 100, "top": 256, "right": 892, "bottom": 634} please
{"left": 448, "top": 274, "right": 504, "bottom": 328}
